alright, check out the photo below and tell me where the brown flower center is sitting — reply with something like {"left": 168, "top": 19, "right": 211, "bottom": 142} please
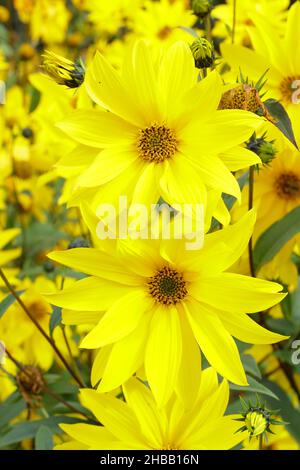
{"left": 157, "top": 26, "right": 172, "bottom": 40}
{"left": 147, "top": 266, "right": 187, "bottom": 305}
{"left": 137, "top": 124, "right": 178, "bottom": 163}
{"left": 275, "top": 172, "right": 300, "bottom": 200}
{"left": 279, "top": 76, "right": 300, "bottom": 103}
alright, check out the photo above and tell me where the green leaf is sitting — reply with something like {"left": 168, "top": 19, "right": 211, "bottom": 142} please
{"left": 29, "top": 86, "right": 41, "bottom": 113}
{"left": 23, "top": 222, "right": 68, "bottom": 258}
{"left": 0, "top": 416, "right": 82, "bottom": 448}
{"left": 0, "top": 291, "right": 25, "bottom": 318}
{"left": 35, "top": 425, "right": 53, "bottom": 450}
{"left": 242, "top": 354, "right": 262, "bottom": 379}
{"left": 253, "top": 206, "right": 300, "bottom": 271}
{"left": 0, "top": 393, "right": 26, "bottom": 428}
{"left": 49, "top": 306, "right": 62, "bottom": 337}
{"left": 265, "top": 317, "right": 296, "bottom": 336}
{"left": 230, "top": 375, "right": 279, "bottom": 400}
{"left": 264, "top": 98, "right": 298, "bottom": 149}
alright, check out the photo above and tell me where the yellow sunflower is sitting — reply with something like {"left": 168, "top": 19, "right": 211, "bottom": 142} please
{"left": 56, "top": 369, "right": 246, "bottom": 450}
{"left": 44, "top": 211, "right": 286, "bottom": 406}
{"left": 56, "top": 40, "right": 261, "bottom": 212}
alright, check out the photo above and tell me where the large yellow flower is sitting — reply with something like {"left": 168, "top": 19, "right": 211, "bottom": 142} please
{"left": 221, "top": 1, "right": 300, "bottom": 138}
{"left": 56, "top": 369, "right": 246, "bottom": 450}
{"left": 44, "top": 211, "right": 286, "bottom": 406}
{"left": 57, "top": 40, "right": 261, "bottom": 212}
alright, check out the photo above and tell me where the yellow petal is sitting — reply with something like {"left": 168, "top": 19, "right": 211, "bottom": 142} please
{"left": 123, "top": 377, "right": 166, "bottom": 449}
{"left": 192, "top": 273, "right": 286, "bottom": 313}
{"left": 57, "top": 110, "right": 136, "bottom": 148}
{"left": 98, "top": 316, "right": 150, "bottom": 392}
{"left": 79, "top": 389, "right": 144, "bottom": 447}
{"left": 59, "top": 423, "right": 116, "bottom": 448}
{"left": 185, "top": 300, "right": 247, "bottom": 385}
{"left": 43, "top": 276, "right": 132, "bottom": 311}
{"left": 145, "top": 305, "right": 182, "bottom": 407}
{"left": 62, "top": 310, "right": 103, "bottom": 326}
{"left": 0, "top": 228, "right": 20, "bottom": 250}
{"left": 175, "top": 312, "right": 201, "bottom": 410}
{"left": 77, "top": 148, "right": 138, "bottom": 188}
{"left": 217, "top": 309, "right": 288, "bottom": 344}
{"left": 48, "top": 249, "right": 141, "bottom": 285}
{"left": 86, "top": 50, "right": 144, "bottom": 127}
{"left": 184, "top": 415, "right": 247, "bottom": 450}
{"left": 80, "top": 290, "right": 149, "bottom": 348}
{"left": 219, "top": 146, "right": 261, "bottom": 171}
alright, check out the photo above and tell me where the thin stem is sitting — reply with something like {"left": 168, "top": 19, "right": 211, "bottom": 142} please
{"left": 0, "top": 268, "right": 85, "bottom": 388}
{"left": 5, "top": 349, "right": 97, "bottom": 424}
{"left": 204, "top": 13, "right": 212, "bottom": 42}
{"left": 232, "top": 0, "right": 237, "bottom": 44}
{"left": 259, "top": 434, "right": 263, "bottom": 450}
{"left": 248, "top": 166, "right": 256, "bottom": 277}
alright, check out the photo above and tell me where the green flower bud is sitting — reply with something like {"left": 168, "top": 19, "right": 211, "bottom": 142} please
{"left": 235, "top": 396, "right": 285, "bottom": 443}
{"left": 247, "top": 134, "right": 277, "bottom": 166}
{"left": 245, "top": 411, "right": 268, "bottom": 438}
{"left": 42, "top": 51, "right": 85, "bottom": 89}
{"left": 190, "top": 0, "right": 212, "bottom": 18}
{"left": 257, "top": 141, "right": 277, "bottom": 165}
{"left": 190, "top": 38, "right": 214, "bottom": 69}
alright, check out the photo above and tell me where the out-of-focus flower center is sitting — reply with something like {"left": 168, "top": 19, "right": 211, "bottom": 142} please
{"left": 275, "top": 172, "right": 300, "bottom": 199}
{"left": 147, "top": 265, "right": 187, "bottom": 305}
{"left": 279, "top": 75, "right": 300, "bottom": 103}
{"left": 137, "top": 124, "right": 178, "bottom": 163}
{"left": 29, "top": 299, "right": 49, "bottom": 320}
{"left": 157, "top": 26, "right": 172, "bottom": 39}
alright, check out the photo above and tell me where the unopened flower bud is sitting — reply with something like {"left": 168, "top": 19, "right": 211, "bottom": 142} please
{"left": 245, "top": 411, "right": 268, "bottom": 438}
{"left": 18, "top": 43, "right": 35, "bottom": 61}
{"left": 247, "top": 135, "right": 277, "bottom": 166}
{"left": 42, "top": 51, "right": 85, "bottom": 89}
{"left": 17, "top": 366, "right": 45, "bottom": 404}
{"left": 236, "top": 397, "right": 284, "bottom": 442}
{"left": 190, "top": 38, "right": 214, "bottom": 69}
{"left": 190, "top": 0, "right": 212, "bottom": 18}
{"left": 257, "top": 141, "right": 277, "bottom": 165}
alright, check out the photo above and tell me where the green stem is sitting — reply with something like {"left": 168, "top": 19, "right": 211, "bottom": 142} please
{"left": 232, "top": 0, "right": 237, "bottom": 44}
{"left": 248, "top": 166, "right": 255, "bottom": 277}
{"left": 0, "top": 268, "right": 85, "bottom": 388}
{"left": 204, "top": 13, "right": 212, "bottom": 42}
